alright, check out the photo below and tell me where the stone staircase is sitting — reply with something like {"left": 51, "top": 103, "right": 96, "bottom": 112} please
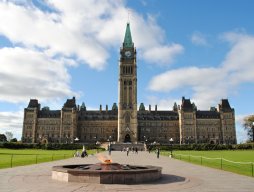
{"left": 110, "top": 143, "right": 145, "bottom": 151}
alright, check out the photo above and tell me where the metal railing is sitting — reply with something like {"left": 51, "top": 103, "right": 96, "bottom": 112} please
{"left": 170, "top": 153, "right": 254, "bottom": 177}
{"left": 0, "top": 153, "right": 73, "bottom": 169}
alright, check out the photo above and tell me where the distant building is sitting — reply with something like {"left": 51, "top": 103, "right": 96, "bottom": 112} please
{"left": 22, "top": 23, "right": 236, "bottom": 145}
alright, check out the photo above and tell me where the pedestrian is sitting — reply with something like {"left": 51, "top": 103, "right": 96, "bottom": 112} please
{"left": 108, "top": 145, "right": 111, "bottom": 155}
{"left": 81, "top": 149, "right": 88, "bottom": 158}
{"left": 126, "top": 147, "right": 129, "bottom": 156}
{"left": 81, "top": 146, "right": 87, "bottom": 158}
{"left": 135, "top": 147, "right": 138, "bottom": 154}
{"left": 157, "top": 148, "right": 160, "bottom": 159}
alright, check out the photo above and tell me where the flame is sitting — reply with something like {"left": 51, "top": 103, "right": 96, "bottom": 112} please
{"left": 96, "top": 154, "right": 112, "bottom": 164}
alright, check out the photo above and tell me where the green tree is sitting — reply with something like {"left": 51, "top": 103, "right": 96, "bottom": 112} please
{"left": 5, "top": 131, "right": 13, "bottom": 142}
{"left": 0, "top": 134, "right": 7, "bottom": 142}
{"left": 243, "top": 115, "right": 254, "bottom": 142}
{"left": 10, "top": 138, "right": 18, "bottom": 142}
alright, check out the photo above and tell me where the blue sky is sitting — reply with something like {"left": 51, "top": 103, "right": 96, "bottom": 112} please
{"left": 0, "top": 0, "right": 253, "bottom": 143}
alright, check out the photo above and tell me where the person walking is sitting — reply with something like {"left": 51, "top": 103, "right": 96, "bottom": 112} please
{"left": 126, "top": 147, "right": 129, "bottom": 156}
{"left": 157, "top": 148, "right": 160, "bottom": 159}
{"left": 108, "top": 145, "right": 111, "bottom": 155}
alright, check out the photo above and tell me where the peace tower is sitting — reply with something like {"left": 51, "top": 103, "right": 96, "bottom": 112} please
{"left": 117, "top": 23, "right": 138, "bottom": 143}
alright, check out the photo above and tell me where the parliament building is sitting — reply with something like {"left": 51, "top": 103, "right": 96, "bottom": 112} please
{"left": 22, "top": 23, "right": 237, "bottom": 145}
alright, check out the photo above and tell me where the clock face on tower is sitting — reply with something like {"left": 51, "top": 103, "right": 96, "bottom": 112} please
{"left": 124, "top": 50, "right": 132, "bottom": 57}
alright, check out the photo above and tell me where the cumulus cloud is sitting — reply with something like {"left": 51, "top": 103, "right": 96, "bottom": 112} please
{"left": 0, "top": 0, "right": 183, "bottom": 104}
{"left": 149, "top": 32, "right": 254, "bottom": 109}
{"left": 0, "top": 111, "right": 23, "bottom": 139}
{"left": 191, "top": 31, "right": 208, "bottom": 46}
{"left": 0, "top": 47, "right": 77, "bottom": 103}
{"left": 142, "top": 44, "right": 183, "bottom": 65}
{"left": 145, "top": 95, "right": 180, "bottom": 110}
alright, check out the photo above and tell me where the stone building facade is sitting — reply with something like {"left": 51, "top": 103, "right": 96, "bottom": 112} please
{"left": 22, "top": 23, "right": 237, "bottom": 145}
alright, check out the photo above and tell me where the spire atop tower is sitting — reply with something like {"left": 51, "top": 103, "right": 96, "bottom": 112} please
{"left": 123, "top": 23, "right": 133, "bottom": 48}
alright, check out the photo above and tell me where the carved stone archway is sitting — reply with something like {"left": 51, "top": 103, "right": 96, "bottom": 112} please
{"left": 124, "top": 134, "right": 131, "bottom": 143}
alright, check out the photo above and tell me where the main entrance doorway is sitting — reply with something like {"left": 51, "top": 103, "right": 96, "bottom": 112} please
{"left": 124, "top": 134, "right": 131, "bottom": 143}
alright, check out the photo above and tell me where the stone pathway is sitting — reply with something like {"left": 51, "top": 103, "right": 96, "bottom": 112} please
{"left": 0, "top": 151, "right": 253, "bottom": 192}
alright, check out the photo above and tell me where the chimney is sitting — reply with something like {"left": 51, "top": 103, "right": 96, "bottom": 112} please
{"left": 149, "top": 105, "right": 151, "bottom": 112}
{"left": 100, "top": 104, "right": 102, "bottom": 112}
{"left": 155, "top": 105, "right": 157, "bottom": 112}
{"left": 106, "top": 105, "right": 108, "bottom": 112}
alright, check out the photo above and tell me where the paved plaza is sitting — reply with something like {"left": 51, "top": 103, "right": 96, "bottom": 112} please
{"left": 0, "top": 151, "right": 253, "bottom": 192}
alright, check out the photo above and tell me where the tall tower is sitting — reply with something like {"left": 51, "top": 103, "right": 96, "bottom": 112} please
{"left": 118, "top": 23, "right": 138, "bottom": 143}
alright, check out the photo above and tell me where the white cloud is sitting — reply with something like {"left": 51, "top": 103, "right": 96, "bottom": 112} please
{"left": 0, "top": 1, "right": 182, "bottom": 69}
{"left": 191, "top": 31, "right": 208, "bottom": 46}
{"left": 149, "top": 32, "right": 254, "bottom": 109}
{"left": 0, "top": 0, "right": 183, "bottom": 104}
{"left": 0, "top": 111, "right": 23, "bottom": 140}
{"left": 145, "top": 96, "right": 180, "bottom": 110}
{"left": 0, "top": 47, "right": 77, "bottom": 103}
{"left": 142, "top": 44, "right": 184, "bottom": 65}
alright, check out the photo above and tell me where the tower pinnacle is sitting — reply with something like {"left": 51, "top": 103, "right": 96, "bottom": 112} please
{"left": 123, "top": 23, "right": 133, "bottom": 48}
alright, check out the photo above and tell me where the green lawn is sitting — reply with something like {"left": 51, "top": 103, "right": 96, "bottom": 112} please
{"left": 161, "top": 150, "right": 254, "bottom": 177}
{"left": 0, "top": 148, "right": 99, "bottom": 169}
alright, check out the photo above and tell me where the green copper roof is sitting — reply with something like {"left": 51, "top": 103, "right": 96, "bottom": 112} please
{"left": 123, "top": 23, "right": 133, "bottom": 48}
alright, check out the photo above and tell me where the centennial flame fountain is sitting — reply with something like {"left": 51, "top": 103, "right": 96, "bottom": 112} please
{"left": 52, "top": 155, "right": 162, "bottom": 184}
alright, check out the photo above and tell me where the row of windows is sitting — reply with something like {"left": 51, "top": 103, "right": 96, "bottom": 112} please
{"left": 139, "top": 122, "right": 178, "bottom": 126}
{"left": 122, "top": 66, "right": 133, "bottom": 75}
{"left": 26, "top": 114, "right": 34, "bottom": 118}
{"left": 26, "top": 126, "right": 32, "bottom": 129}
{"left": 37, "top": 126, "right": 60, "bottom": 131}
{"left": 196, "top": 127, "right": 219, "bottom": 132}
{"left": 197, "top": 121, "right": 220, "bottom": 125}
{"left": 223, "top": 114, "right": 233, "bottom": 119}
{"left": 38, "top": 120, "right": 60, "bottom": 124}
{"left": 184, "top": 114, "right": 193, "bottom": 119}
{"left": 123, "top": 80, "right": 132, "bottom": 85}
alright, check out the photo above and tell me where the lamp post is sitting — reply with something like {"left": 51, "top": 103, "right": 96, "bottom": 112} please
{"left": 186, "top": 136, "right": 190, "bottom": 145}
{"left": 143, "top": 136, "right": 146, "bottom": 143}
{"left": 252, "top": 122, "right": 254, "bottom": 142}
{"left": 108, "top": 136, "right": 112, "bottom": 155}
{"left": 74, "top": 137, "right": 79, "bottom": 143}
{"left": 169, "top": 138, "right": 174, "bottom": 157}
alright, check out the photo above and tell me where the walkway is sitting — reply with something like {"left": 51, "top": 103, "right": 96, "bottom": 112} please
{"left": 0, "top": 151, "right": 253, "bottom": 192}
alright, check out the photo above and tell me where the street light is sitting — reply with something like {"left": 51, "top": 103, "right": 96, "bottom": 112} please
{"left": 74, "top": 137, "right": 79, "bottom": 143}
{"left": 252, "top": 122, "right": 254, "bottom": 142}
{"left": 143, "top": 135, "right": 146, "bottom": 142}
{"left": 169, "top": 138, "right": 174, "bottom": 157}
{"left": 108, "top": 136, "right": 112, "bottom": 155}
{"left": 108, "top": 136, "right": 112, "bottom": 145}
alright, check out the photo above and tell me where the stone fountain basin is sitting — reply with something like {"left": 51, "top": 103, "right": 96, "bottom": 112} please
{"left": 52, "top": 163, "right": 162, "bottom": 184}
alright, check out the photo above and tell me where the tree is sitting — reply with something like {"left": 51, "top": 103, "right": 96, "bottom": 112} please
{"left": 243, "top": 115, "right": 254, "bottom": 142}
{"left": 5, "top": 131, "right": 13, "bottom": 142}
{"left": 10, "top": 138, "right": 18, "bottom": 142}
{"left": 0, "top": 134, "right": 7, "bottom": 142}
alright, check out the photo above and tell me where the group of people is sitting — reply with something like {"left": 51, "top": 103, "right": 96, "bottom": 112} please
{"left": 74, "top": 146, "right": 88, "bottom": 158}
{"left": 73, "top": 145, "right": 160, "bottom": 158}
{"left": 121, "top": 146, "right": 140, "bottom": 156}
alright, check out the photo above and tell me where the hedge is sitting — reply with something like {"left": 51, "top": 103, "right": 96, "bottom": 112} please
{"left": 148, "top": 143, "right": 254, "bottom": 151}
{"left": 0, "top": 142, "right": 253, "bottom": 151}
{"left": 0, "top": 142, "right": 105, "bottom": 150}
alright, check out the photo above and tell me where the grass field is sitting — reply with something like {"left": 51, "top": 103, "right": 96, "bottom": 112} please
{"left": 0, "top": 148, "right": 99, "bottom": 169}
{"left": 161, "top": 150, "right": 254, "bottom": 177}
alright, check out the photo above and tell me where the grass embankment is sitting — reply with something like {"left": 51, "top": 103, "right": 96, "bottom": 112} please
{"left": 0, "top": 148, "right": 99, "bottom": 169}
{"left": 161, "top": 150, "right": 254, "bottom": 177}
